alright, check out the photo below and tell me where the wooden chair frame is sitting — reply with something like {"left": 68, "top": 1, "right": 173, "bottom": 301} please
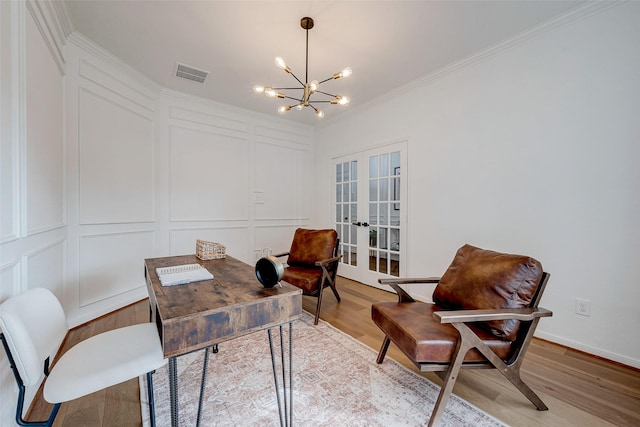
{"left": 376, "top": 272, "right": 551, "bottom": 427}
{"left": 275, "top": 238, "right": 342, "bottom": 325}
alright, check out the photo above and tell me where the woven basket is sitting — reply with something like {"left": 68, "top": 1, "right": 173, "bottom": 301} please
{"left": 196, "top": 239, "right": 226, "bottom": 260}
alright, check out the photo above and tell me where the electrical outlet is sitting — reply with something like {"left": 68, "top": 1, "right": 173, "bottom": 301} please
{"left": 575, "top": 298, "right": 591, "bottom": 317}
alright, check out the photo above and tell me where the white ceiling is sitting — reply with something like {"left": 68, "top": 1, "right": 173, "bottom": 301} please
{"left": 65, "top": 0, "right": 586, "bottom": 125}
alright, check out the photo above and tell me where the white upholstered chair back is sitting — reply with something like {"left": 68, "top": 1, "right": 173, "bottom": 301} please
{"left": 0, "top": 288, "right": 68, "bottom": 387}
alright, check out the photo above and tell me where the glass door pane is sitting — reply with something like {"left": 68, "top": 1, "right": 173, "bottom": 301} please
{"left": 368, "top": 151, "right": 401, "bottom": 277}
{"left": 335, "top": 160, "right": 358, "bottom": 266}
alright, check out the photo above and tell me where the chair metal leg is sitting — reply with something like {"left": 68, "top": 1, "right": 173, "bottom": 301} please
{"left": 147, "top": 371, "right": 156, "bottom": 427}
{"left": 1, "top": 333, "right": 61, "bottom": 427}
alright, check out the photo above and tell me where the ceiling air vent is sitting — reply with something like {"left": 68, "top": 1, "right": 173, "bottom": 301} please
{"left": 175, "top": 62, "right": 209, "bottom": 83}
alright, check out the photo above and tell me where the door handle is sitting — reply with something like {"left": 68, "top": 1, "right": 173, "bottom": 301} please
{"left": 351, "top": 222, "right": 370, "bottom": 227}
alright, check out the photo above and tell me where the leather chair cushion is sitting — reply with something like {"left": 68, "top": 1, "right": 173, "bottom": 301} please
{"left": 372, "top": 301, "right": 513, "bottom": 363}
{"left": 282, "top": 266, "right": 323, "bottom": 294}
{"left": 287, "top": 228, "right": 337, "bottom": 266}
{"left": 433, "top": 244, "right": 543, "bottom": 341}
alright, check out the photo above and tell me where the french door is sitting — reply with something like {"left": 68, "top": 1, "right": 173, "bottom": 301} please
{"left": 333, "top": 142, "right": 407, "bottom": 288}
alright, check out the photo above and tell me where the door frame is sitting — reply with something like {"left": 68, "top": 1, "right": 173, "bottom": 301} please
{"left": 332, "top": 140, "right": 408, "bottom": 289}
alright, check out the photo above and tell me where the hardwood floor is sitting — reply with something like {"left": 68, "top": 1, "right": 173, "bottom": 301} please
{"left": 25, "top": 277, "right": 639, "bottom": 426}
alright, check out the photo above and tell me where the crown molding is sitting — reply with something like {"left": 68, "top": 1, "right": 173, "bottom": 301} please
{"left": 67, "top": 31, "right": 160, "bottom": 95}
{"left": 25, "top": 0, "right": 68, "bottom": 75}
{"left": 323, "top": 1, "right": 624, "bottom": 129}
{"left": 49, "top": 0, "right": 75, "bottom": 39}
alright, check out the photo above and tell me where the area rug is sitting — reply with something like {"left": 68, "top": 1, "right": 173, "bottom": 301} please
{"left": 140, "top": 311, "right": 508, "bottom": 427}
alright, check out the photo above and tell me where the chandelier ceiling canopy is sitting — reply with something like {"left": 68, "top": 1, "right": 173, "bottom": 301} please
{"left": 253, "top": 17, "right": 352, "bottom": 119}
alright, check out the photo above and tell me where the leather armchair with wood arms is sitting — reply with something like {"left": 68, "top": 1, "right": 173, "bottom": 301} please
{"left": 372, "top": 244, "right": 552, "bottom": 426}
{"left": 274, "top": 228, "right": 342, "bottom": 325}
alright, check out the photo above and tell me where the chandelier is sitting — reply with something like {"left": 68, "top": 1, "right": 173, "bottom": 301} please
{"left": 253, "top": 17, "right": 352, "bottom": 119}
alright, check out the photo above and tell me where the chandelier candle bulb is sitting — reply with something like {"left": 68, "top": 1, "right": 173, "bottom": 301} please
{"left": 334, "top": 67, "right": 353, "bottom": 79}
{"left": 275, "top": 56, "right": 291, "bottom": 73}
{"left": 253, "top": 16, "right": 352, "bottom": 118}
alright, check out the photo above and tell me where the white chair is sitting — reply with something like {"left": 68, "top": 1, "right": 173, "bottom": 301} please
{"left": 0, "top": 288, "right": 167, "bottom": 427}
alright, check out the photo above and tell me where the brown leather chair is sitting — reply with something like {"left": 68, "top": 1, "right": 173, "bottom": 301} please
{"left": 372, "top": 244, "right": 552, "bottom": 426}
{"left": 275, "top": 228, "right": 341, "bottom": 325}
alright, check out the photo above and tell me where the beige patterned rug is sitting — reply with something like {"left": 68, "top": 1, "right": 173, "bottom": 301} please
{"left": 140, "top": 311, "right": 508, "bottom": 427}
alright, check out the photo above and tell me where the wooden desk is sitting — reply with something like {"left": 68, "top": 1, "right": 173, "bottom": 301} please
{"left": 144, "top": 254, "right": 302, "bottom": 427}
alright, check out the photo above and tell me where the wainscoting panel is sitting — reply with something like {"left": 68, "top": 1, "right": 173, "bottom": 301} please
{"left": 0, "top": 260, "right": 19, "bottom": 303}
{"left": 169, "top": 227, "right": 249, "bottom": 263}
{"left": 254, "top": 225, "right": 304, "bottom": 260}
{"left": 0, "top": 2, "right": 18, "bottom": 243}
{"left": 78, "top": 86, "right": 155, "bottom": 224}
{"left": 23, "top": 239, "right": 65, "bottom": 301}
{"left": 169, "top": 125, "right": 250, "bottom": 221}
{"left": 78, "top": 230, "right": 154, "bottom": 307}
{"left": 254, "top": 124, "right": 312, "bottom": 146}
{"left": 169, "top": 105, "right": 249, "bottom": 134}
{"left": 254, "top": 141, "right": 312, "bottom": 221}
{"left": 79, "top": 58, "right": 156, "bottom": 113}
{"left": 25, "top": 8, "right": 65, "bottom": 236}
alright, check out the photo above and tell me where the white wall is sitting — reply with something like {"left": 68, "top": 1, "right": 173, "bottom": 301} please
{"left": 0, "top": 0, "right": 68, "bottom": 423}
{"left": 314, "top": 2, "right": 640, "bottom": 368}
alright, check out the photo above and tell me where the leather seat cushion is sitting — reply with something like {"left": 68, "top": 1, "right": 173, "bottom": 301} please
{"left": 433, "top": 244, "right": 543, "bottom": 341}
{"left": 371, "top": 301, "right": 514, "bottom": 363}
{"left": 282, "top": 266, "right": 323, "bottom": 294}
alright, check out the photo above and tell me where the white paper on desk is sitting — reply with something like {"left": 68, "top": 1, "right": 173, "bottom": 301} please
{"left": 156, "top": 264, "right": 213, "bottom": 286}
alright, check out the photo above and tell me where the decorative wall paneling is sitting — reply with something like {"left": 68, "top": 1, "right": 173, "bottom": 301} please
{"left": 168, "top": 124, "right": 250, "bottom": 222}
{"left": 163, "top": 98, "right": 314, "bottom": 265}
{"left": 168, "top": 226, "right": 249, "bottom": 259}
{"left": 253, "top": 224, "right": 304, "bottom": 261}
{"left": 78, "top": 230, "right": 155, "bottom": 307}
{"left": 0, "top": 2, "right": 69, "bottom": 424}
{"left": 78, "top": 84, "right": 155, "bottom": 224}
{"left": 23, "top": 238, "right": 65, "bottom": 300}
{"left": 0, "top": 1, "right": 19, "bottom": 243}
{"left": 25, "top": 3, "right": 65, "bottom": 236}
{"left": 65, "top": 40, "right": 160, "bottom": 326}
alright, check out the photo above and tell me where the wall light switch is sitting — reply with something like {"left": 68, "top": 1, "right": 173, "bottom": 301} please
{"left": 254, "top": 191, "right": 264, "bottom": 204}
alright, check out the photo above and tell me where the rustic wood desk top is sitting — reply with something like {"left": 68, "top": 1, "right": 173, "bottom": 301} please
{"left": 144, "top": 254, "right": 302, "bottom": 358}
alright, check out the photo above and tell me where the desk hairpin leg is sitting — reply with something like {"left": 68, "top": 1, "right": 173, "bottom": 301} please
{"left": 169, "top": 344, "right": 219, "bottom": 427}
{"left": 268, "top": 322, "right": 294, "bottom": 427}
{"left": 196, "top": 345, "right": 218, "bottom": 427}
{"left": 168, "top": 357, "right": 179, "bottom": 427}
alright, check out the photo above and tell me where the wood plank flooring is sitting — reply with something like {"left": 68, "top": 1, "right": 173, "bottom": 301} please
{"left": 25, "top": 277, "right": 639, "bottom": 426}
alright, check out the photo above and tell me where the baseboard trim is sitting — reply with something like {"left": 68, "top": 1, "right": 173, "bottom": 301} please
{"left": 535, "top": 330, "right": 640, "bottom": 370}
